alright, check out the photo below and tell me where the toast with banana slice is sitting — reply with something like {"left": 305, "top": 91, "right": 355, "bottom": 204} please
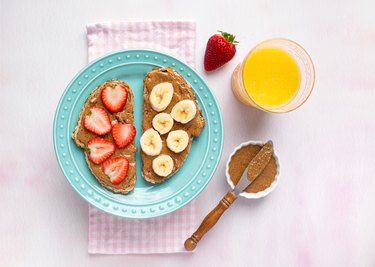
{"left": 72, "top": 80, "right": 137, "bottom": 194}
{"left": 140, "top": 67, "right": 205, "bottom": 184}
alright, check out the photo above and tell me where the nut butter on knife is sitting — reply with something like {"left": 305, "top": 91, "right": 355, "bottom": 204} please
{"left": 184, "top": 141, "right": 274, "bottom": 251}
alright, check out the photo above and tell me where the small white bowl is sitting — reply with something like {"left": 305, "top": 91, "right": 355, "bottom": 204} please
{"left": 225, "top": 140, "right": 281, "bottom": 199}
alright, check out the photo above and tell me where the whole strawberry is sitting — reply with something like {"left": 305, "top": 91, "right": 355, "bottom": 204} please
{"left": 204, "top": 31, "right": 239, "bottom": 71}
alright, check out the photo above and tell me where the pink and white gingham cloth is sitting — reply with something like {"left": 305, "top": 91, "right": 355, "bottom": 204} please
{"left": 86, "top": 21, "right": 196, "bottom": 254}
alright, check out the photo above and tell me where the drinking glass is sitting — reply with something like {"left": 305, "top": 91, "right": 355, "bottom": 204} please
{"left": 231, "top": 38, "right": 315, "bottom": 113}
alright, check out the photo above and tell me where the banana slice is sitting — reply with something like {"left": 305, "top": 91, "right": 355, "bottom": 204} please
{"left": 152, "top": 113, "right": 174, "bottom": 135}
{"left": 140, "top": 128, "right": 162, "bottom": 156}
{"left": 152, "top": 154, "right": 174, "bottom": 177}
{"left": 149, "top": 82, "right": 174, "bottom": 112}
{"left": 170, "top": 100, "right": 197, "bottom": 124}
{"left": 166, "top": 130, "right": 189, "bottom": 153}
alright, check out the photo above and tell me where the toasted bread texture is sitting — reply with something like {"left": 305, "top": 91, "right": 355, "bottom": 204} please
{"left": 141, "top": 67, "right": 205, "bottom": 184}
{"left": 72, "top": 80, "right": 137, "bottom": 194}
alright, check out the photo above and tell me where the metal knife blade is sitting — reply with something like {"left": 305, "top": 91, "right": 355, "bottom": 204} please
{"left": 233, "top": 141, "right": 274, "bottom": 195}
{"left": 247, "top": 141, "right": 273, "bottom": 182}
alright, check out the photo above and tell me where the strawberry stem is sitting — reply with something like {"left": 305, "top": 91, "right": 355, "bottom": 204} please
{"left": 218, "top": 30, "right": 239, "bottom": 45}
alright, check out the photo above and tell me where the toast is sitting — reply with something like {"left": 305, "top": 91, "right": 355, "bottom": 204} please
{"left": 72, "top": 80, "right": 137, "bottom": 194}
{"left": 141, "top": 67, "right": 205, "bottom": 183}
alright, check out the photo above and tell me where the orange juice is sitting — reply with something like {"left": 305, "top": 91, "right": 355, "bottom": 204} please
{"left": 243, "top": 47, "right": 301, "bottom": 108}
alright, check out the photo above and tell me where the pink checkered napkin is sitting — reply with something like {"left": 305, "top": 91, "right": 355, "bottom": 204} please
{"left": 86, "top": 21, "right": 196, "bottom": 254}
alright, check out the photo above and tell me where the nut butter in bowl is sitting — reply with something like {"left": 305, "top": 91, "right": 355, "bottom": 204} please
{"left": 226, "top": 140, "right": 280, "bottom": 199}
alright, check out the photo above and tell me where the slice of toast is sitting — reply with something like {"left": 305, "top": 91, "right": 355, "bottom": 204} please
{"left": 72, "top": 80, "right": 137, "bottom": 194}
{"left": 141, "top": 67, "right": 205, "bottom": 184}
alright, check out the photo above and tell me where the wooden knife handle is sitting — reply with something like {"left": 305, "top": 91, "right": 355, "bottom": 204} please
{"left": 184, "top": 190, "right": 237, "bottom": 251}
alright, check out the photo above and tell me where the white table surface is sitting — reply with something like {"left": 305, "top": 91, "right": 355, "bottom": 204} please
{"left": 2, "top": 0, "right": 375, "bottom": 266}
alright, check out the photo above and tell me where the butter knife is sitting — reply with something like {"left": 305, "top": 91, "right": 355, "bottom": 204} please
{"left": 184, "top": 141, "right": 274, "bottom": 251}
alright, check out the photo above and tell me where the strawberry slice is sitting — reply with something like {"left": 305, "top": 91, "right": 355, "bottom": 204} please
{"left": 102, "top": 156, "right": 129, "bottom": 185}
{"left": 84, "top": 107, "right": 112, "bottom": 135}
{"left": 87, "top": 137, "right": 115, "bottom": 164}
{"left": 101, "top": 83, "right": 128, "bottom": 113}
{"left": 112, "top": 123, "right": 136, "bottom": 148}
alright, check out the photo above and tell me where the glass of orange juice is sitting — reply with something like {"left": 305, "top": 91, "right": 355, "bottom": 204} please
{"left": 231, "top": 38, "right": 315, "bottom": 113}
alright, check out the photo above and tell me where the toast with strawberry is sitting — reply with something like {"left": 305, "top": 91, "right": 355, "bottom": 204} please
{"left": 72, "top": 80, "right": 137, "bottom": 194}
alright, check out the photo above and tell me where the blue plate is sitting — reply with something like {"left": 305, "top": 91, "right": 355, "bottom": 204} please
{"left": 53, "top": 49, "right": 223, "bottom": 219}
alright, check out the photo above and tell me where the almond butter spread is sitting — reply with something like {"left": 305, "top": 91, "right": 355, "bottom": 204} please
{"left": 228, "top": 144, "right": 277, "bottom": 193}
{"left": 72, "top": 80, "right": 137, "bottom": 193}
{"left": 141, "top": 67, "right": 205, "bottom": 184}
